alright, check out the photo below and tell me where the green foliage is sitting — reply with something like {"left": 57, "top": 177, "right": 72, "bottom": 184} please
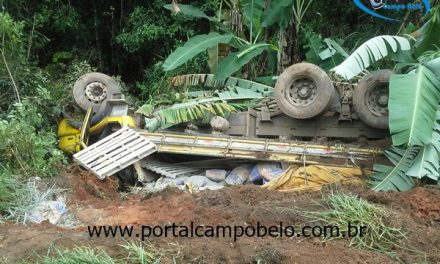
{"left": 120, "top": 240, "right": 174, "bottom": 264}
{"left": 163, "top": 4, "right": 211, "bottom": 20}
{"left": 261, "top": 0, "right": 292, "bottom": 30}
{"left": 0, "top": 12, "right": 24, "bottom": 50}
{"left": 0, "top": 180, "right": 64, "bottom": 223}
{"left": 14, "top": 241, "right": 183, "bottom": 264}
{"left": 291, "top": 0, "right": 315, "bottom": 33}
{"left": 149, "top": 98, "right": 235, "bottom": 130}
{"left": 389, "top": 65, "right": 440, "bottom": 146}
{"left": 241, "top": 0, "right": 265, "bottom": 39}
{"left": 301, "top": 193, "right": 407, "bottom": 258}
{"left": 45, "top": 60, "right": 95, "bottom": 113}
{"left": 162, "top": 0, "right": 282, "bottom": 80}
{"left": 407, "top": 144, "right": 440, "bottom": 180}
{"left": 51, "top": 51, "right": 74, "bottom": 64}
{"left": 0, "top": 100, "right": 65, "bottom": 179}
{"left": 371, "top": 61, "right": 440, "bottom": 191}
{"left": 0, "top": 12, "right": 26, "bottom": 104}
{"left": 163, "top": 33, "right": 234, "bottom": 71}
{"left": 332, "top": 35, "right": 411, "bottom": 80}
{"left": 140, "top": 83, "right": 269, "bottom": 131}
{"left": 215, "top": 43, "right": 270, "bottom": 80}
{"left": 303, "top": 30, "right": 348, "bottom": 71}
{"left": 35, "top": 0, "right": 80, "bottom": 33}
{"left": 371, "top": 147, "right": 419, "bottom": 192}
{"left": 0, "top": 99, "right": 65, "bottom": 219}
{"left": 421, "top": 54, "right": 440, "bottom": 77}
{"left": 116, "top": 7, "right": 174, "bottom": 53}
{"left": 413, "top": 6, "right": 440, "bottom": 57}
{"left": 38, "top": 247, "right": 115, "bottom": 264}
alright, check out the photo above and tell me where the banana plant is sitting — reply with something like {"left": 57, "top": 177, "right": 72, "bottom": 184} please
{"left": 413, "top": 6, "right": 440, "bottom": 58}
{"left": 303, "top": 30, "right": 349, "bottom": 71}
{"left": 162, "top": 1, "right": 278, "bottom": 80}
{"left": 139, "top": 82, "right": 270, "bottom": 131}
{"left": 330, "top": 6, "right": 440, "bottom": 191}
{"left": 331, "top": 35, "right": 411, "bottom": 80}
{"left": 331, "top": 7, "right": 439, "bottom": 81}
{"left": 371, "top": 65, "right": 440, "bottom": 191}
{"left": 370, "top": 147, "right": 420, "bottom": 192}
{"left": 388, "top": 65, "right": 440, "bottom": 146}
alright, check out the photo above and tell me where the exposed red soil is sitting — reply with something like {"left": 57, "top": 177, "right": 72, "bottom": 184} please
{"left": 1, "top": 169, "right": 440, "bottom": 263}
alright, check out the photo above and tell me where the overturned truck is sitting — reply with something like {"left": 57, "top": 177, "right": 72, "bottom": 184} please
{"left": 174, "top": 63, "right": 391, "bottom": 140}
{"left": 58, "top": 63, "right": 389, "bottom": 182}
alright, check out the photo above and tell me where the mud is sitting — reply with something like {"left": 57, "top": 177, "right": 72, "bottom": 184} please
{"left": 1, "top": 169, "right": 440, "bottom": 263}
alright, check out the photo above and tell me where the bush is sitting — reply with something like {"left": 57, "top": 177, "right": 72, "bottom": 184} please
{"left": 0, "top": 100, "right": 65, "bottom": 178}
{"left": 0, "top": 99, "right": 65, "bottom": 219}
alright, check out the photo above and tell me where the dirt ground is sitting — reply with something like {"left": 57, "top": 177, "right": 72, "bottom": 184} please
{"left": 1, "top": 167, "right": 440, "bottom": 263}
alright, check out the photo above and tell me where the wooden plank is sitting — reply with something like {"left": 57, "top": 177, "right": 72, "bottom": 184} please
{"left": 73, "top": 127, "right": 157, "bottom": 179}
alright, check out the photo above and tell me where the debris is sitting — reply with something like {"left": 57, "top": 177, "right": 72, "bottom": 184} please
{"left": 185, "top": 176, "right": 211, "bottom": 188}
{"left": 27, "top": 200, "right": 67, "bottom": 225}
{"left": 250, "top": 162, "right": 285, "bottom": 183}
{"left": 141, "top": 177, "right": 177, "bottom": 193}
{"left": 141, "top": 160, "right": 203, "bottom": 179}
{"left": 210, "top": 116, "right": 230, "bottom": 132}
{"left": 175, "top": 176, "right": 189, "bottom": 186}
{"left": 133, "top": 161, "right": 157, "bottom": 183}
{"left": 205, "top": 169, "right": 228, "bottom": 182}
{"left": 262, "top": 165, "right": 366, "bottom": 191}
{"left": 74, "top": 127, "right": 157, "bottom": 179}
{"left": 202, "top": 180, "right": 225, "bottom": 191}
{"left": 249, "top": 166, "right": 263, "bottom": 183}
{"left": 225, "top": 164, "right": 253, "bottom": 185}
{"left": 185, "top": 176, "right": 225, "bottom": 192}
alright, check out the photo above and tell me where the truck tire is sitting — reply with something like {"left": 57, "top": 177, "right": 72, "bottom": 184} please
{"left": 275, "top": 63, "right": 335, "bottom": 119}
{"left": 73, "top": 72, "right": 121, "bottom": 115}
{"left": 353, "top": 70, "right": 393, "bottom": 129}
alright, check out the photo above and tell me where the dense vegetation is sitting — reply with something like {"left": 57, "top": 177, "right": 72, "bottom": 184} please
{"left": 0, "top": 0, "right": 439, "bottom": 218}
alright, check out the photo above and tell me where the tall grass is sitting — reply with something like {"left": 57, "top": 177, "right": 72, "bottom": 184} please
{"left": 0, "top": 179, "right": 64, "bottom": 223}
{"left": 38, "top": 247, "right": 115, "bottom": 264}
{"left": 121, "top": 240, "right": 166, "bottom": 264}
{"left": 301, "top": 193, "right": 407, "bottom": 258}
{"left": 11, "top": 241, "right": 184, "bottom": 264}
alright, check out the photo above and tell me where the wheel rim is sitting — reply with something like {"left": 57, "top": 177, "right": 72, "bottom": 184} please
{"left": 85, "top": 82, "right": 108, "bottom": 103}
{"left": 286, "top": 76, "right": 318, "bottom": 107}
{"left": 365, "top": 83, "right": 389, "bottom": 116}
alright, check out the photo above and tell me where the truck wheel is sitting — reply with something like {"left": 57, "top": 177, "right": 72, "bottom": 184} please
{"left": 73, "top": 72, "right": 121, "bottom": 115}
{"left": 275, "top": 63, "right": 335, "bottom": 119}
{"left": 354, "top": 70, "right": 393, "bottom": 129}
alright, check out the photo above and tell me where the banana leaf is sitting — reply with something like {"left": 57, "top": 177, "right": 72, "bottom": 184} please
{"left": 413, "top": 6, "right": 440, "bottom": 57}
{"left": 142, "top": 86, "right": 268, "bottom": 131}
{"left": 214, "top": 43, "right": 269, "bottom": 80}
{"left": 241, "top": 0, "right": 265, "bottom": 39}
{"left": 425, "top": 57, "right": 440, "bottom": 78}
{"left": 331, "top": 35, "right": 411, "bottom": 80}
{"left": 304, "top": 31, "right": 348, "bottom": 71}
{"left": 261, "top": 0, "right": 292, "bottom": 30}
{"left": 155, "top": 98, "right": 235, "bottom": 128}
{"left": 169, "top": 74, "right": 274, "bottom": 96}
{"left": 163, "top": 4, "right": 211, "bottom": 20}
{"left": 163, "top": 33, "right": 234, "bottom": 71}
{"left": 389, "top": 65, "right": 440, "bottom": 146}
{"left": 406, "top": 144, "right": 439, "bottom": 180}
{"left": 216, "top": 86, "right": 265, "bottom": 100}
{"left": 304, "top": 31, "right": 325, "bottom": 64}
{"left": 371, "top": 146, "right": 421, "bottom": 192}
{"left": 406, "top": 107, "right": 440, "bottom": 181}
